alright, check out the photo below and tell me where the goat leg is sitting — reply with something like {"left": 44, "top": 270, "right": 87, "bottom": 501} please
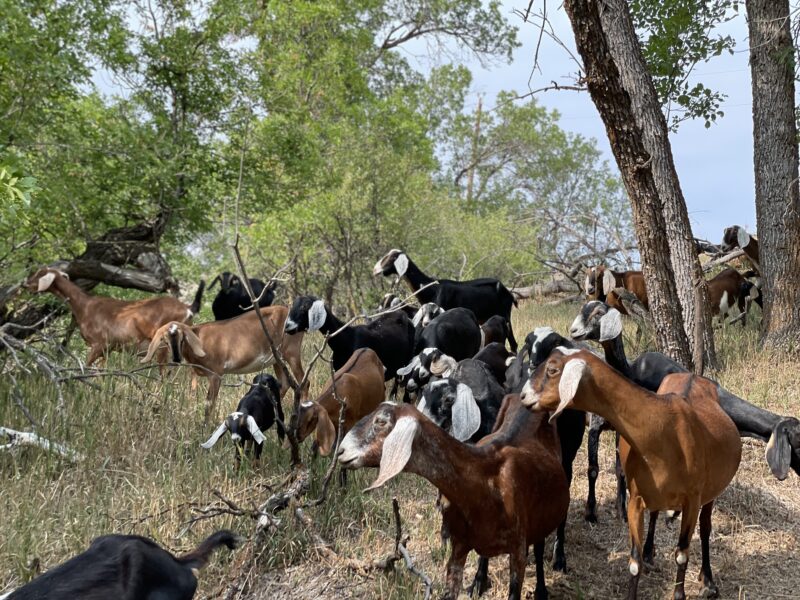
{"left": 507, "top": 541, "right": 528, "bottom": 600}
{"left": 626, "top": 494, "right": 646, "bottom": 600}
{"left": 672, "top": 502, "right": 700, "bottom": 600}
{"left": 698, "top": 501, "right": 719, "bottom": 598}
{"left": 466, "top": 556, "right": 490, "bottom": 598}
{"left": 551, "top": 518, "right": 567, "bottom": 572}
{"left": 615, "top": 432, "right": 628, "bottom": 522}
{"left": 642, "top": 511, "right": 658, "bottom": 566}
{"left": 442, "top": 542, "right": 469, "bottom": 600}
{"left": 532, "top": 541, "right": 548, "bottom": 600}
{"left": 584, "top": 414, "right": 603, "bottom": 522}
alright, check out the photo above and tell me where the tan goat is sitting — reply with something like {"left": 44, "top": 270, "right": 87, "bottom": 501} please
{"left": 142, "top": 306, "right": 304, "bottom": 420}
{"left": 295, "top": 348, "right": 386, "bottom": 456}
{"left": 25, "top": 267, "right": 204, "bottom": 366}
{"left": 521, "top": 348, "right": 741, "bottom": 599}
{"left": 584, "top": 265, "right": 649, "bottom": 314}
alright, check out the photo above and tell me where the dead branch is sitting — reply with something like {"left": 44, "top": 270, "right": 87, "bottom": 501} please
{"left": 0, "top": 426, "right": 83, "bottom": 461}
{"left": 701, "top": 249, "right": 746, "bottom": 272}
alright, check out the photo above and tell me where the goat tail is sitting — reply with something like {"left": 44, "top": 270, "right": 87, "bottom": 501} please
{"left": 178, "top": 530, "right": 241, "bottom": 570}
{"left": 190, "top": 279, "right": 206, "bottom": 315}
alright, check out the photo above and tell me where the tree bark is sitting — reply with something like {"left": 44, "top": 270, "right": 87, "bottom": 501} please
{"left": 747, "top": 0, "right": 800, "bottom": 349}
{"left": 562, "top": 0, "right": 697, "bottom": 368}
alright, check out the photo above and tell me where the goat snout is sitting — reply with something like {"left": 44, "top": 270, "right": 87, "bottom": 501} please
{"left": 284, "top": 318, "right": 299, "bottom": 334}
{"left": 519, "top": 379, "right": 540, "bottom": 408}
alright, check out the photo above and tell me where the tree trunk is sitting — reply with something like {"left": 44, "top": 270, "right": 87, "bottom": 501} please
{"left": 562, "top": 0, "right": 696, "bottom": 368}
{"left": 747, "top": 0, "right": 800, "bottom": 350}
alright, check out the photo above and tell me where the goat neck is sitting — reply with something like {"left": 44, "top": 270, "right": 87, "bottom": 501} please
{"left": 599, "top": 334, "right": 632, "bottom": 378}
{"left": 49, "top": 274, "right": 92, "bottom": 318}
{"left": 400, "top": 257, "right": 437, "bottom": 301}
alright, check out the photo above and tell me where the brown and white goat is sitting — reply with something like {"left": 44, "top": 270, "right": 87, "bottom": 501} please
{"left": 706, "top": 268, "right": 749, "bottom": 326}
{"left": 142, "top": 306, "right": 304, "bottom": 420}
{"left": 721, "top": 225, "right": 760, "bottom": 271}
{"left": 338, "top": 396, "right": 568, "bottom": 600}
{"left": 25, "top": 267, "right": 204, "bottom": 366}
{"left": 295, "top": 348, "right": 386, "bottom": 456}
{"left": 584, "top": 265, "right": 649, "bottom": 314}
{"left": 522, "top": 348, "right": 741, "bottom": 599}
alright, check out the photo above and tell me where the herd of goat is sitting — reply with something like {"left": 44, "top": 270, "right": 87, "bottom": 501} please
{"left": 4, "top": 225, "right": 799, "bottom": 600}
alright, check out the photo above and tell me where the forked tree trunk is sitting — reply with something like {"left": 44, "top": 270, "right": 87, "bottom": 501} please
{"left": 562, "top": 0, "right": 706, "bottom": 368}
{"left": 747, "top": 0, "right": 800, "bottom": 350}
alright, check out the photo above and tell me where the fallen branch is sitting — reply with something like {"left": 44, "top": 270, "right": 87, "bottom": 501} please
{"left": 0, "top": 426, "right": 83, "bottom": 461}
{"left": 701, "top": 249, "right": 746, "bottom": 272}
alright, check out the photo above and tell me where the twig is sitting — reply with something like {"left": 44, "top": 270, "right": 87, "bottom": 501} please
{"left": 0, "top": 426, "right": 83, "bottom": 461}
{"left": 701, "top": 249, "right": 746, "bottom": 272}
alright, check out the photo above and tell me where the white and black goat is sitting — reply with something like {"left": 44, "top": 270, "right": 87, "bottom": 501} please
{"left": 284, "top": 295, "right": 415, "bottom": 382}
{"left": 209, "top": 271, "right": 276, "bottom": 321}
{"left": 201, "top": 373, "right": 285, "bottom": 463}
{"left": 721, "top": 225, "right": 760, "bottom": 270}
{"left": 4, "top": 530, "right": 239, "bottom": 600}
{"left": 373, "top": 249, "right": 518, "bottom": 351}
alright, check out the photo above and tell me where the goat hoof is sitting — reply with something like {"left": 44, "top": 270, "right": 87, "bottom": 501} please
{"left": 672, "top": 589, "right": 686, "bottom": 600}
{"left": 700, "top": 584, "right": 719, "bottom": 598}
{"left": 583, "top": 509, "right": 598, "bottom": 523}
{"left": 466, "top": 577, "right": 491, "bottom": 598}
{"left": 551, "top": 556, "right": 567, "bottom": 573}
{"left": 534, "top": 586, "right": 549, "bottom": 600}
{"left": 642, "top": 550, "right": 654, "bottom": 567}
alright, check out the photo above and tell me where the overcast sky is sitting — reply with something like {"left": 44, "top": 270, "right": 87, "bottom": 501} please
{"left": 421, "top": 2, "right": 756, "bottom": 244}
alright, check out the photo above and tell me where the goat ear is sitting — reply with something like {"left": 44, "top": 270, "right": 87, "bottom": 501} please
{"left": 602, "top": 269, "right": 616, "bottom": 294}
{"left": 552, "top": 359, "right": 587, "bottom": 422}
{"left": 599, "top": 308, "right": 623, "bottom": 342}
{"left": 246, "top": 415, "right": 266, "bottom": 445}
{"left": 429, "top": 354, "right": 454, "bottom": 377}
{"left": 366, "top": 416, "right": 418, "bottom": 491}
{"left": 737, "top": 227, "right": 751, "bottom": 249}
{"left": 141, "top": 326, "right": 169, "bottom": 363}
{"left": 766, "top": 420, "right": 792, "bottom": 480}
{"left": 308, "top": 299, "right": 327, "bottom": 331}
{"left": 396, "top": 356, "right": 419, "bottom": 377}
{"left": 411, "top": 306, "right": 426, "bottom": 328}
{"left": 200, "top": 421, "right": 228, "bottom": 449}
{"left": 416, "top": 395, "right": 428, "bottom": 415}
{"left": 394, "top": 253, "right": 409, "bottom": 277}
{"left": 314, "top": 406, "right": 337, "bottom": 456}
{"left": 37, "top": 272, "right": 57, "bottom": 292}
{"left": 451, "top": 383, "right": 481, "bottom": 441}
{"left": 183, "top": 328, "right": 206, "bottom": 357}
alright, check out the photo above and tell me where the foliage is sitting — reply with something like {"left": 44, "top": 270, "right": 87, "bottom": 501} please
{"left": 631, "top": 0, "right": 740, "bottom": 130}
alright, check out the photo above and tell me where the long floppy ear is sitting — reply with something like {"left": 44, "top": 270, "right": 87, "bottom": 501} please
{"left": 182, "top": 327, "right": 206, "bottom": 358}
{"left": 599, "top": 308, "right": 624, "bottom": 342}
{"left": 246, "top": 415, "right": 267, "bottom": 445}
{"left": 394, "top": 253, "right": 409, "bottom": 277}
{"left": 411, "top": 305, "right": 426, "bottom": 328}
{"left": 430, "top": 354, "right": 456, "bottom": 377}
{"left": 141, "top": 325, "right": 171, "bottom": 363}
{"left": 416, "top": 394, "right": 428, "bottom": 415}
{"left": 314, "top": 406, "right": 337, "bottom": 456}
{"left": 766, "top": 421, "right": 792, "bottom": 480}
{"left": 584, "top": 271, "right": 592, "bottom": 294}
{"left": 308, "top": 299, "right": 327, "bottom": 331}
{"left": 365, "top": 416, "right": 418, "bottom": 491}
{"left": 37, "top": 272, "right": 57, "bottom": 292}
{"left": 396, "top": 356, "right": 420, "bottom": 377}
{"left": 451, "top": 383, "right": 481, "bottom": 441}
{"left": 602, "top": 269, "right": 616, "bottom": 294}
{"left": 737, "top": 227, "right": 751, "bottom": 249}
{"left": 551, "top": 359, "right": 587, "bottom": 422}
{"left": 200, "top": 421, "right": 228, "bottom": 449}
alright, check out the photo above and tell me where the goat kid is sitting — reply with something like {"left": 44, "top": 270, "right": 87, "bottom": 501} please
{"left": 5, "top": 530, "right": 240, "bottom": 600}
{"left": 201, "top": 373, "right": 285, "bottom": 463}
{"left": 294, "top": 348, "right": 386, "bottom": 456}
{"left": 143, "top": 306, "right": 305, "bottom": 420}
{"left": 26, "top": 268, "right": 204, "bottom": 366}
{"left": 522, "top": 348, "right": 741, "bottom": 599}
{"left": 338, "top": 399, "right": 568, "bottom": 600}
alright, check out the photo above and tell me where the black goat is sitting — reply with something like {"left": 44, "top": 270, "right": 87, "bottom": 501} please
{"left": 209, "top": 271, "right": 275, "bottom": 321}
{"left": 418, "top": 359, "right": 504, "bottom": 443}
{"left": 473, "top": 342, "right": 513, "bottom": 386}
{"left": 284, "top": 295, "right": 414, "bottom": 381}
{"left": 200, "top": 373, "right": 285, "bottom": 462}
{"left": 480, "top": 315, "right": 512, "bottom": 348}
{"left": 495, "top": 328, "right": 587, "bottom": 571}
{"left": 373, "top": 249, "right": 518, "bottom": 352}
{"left": 5, "top": 530, "right": 240, "bottom": 600}
{"left": 414, "top": 306, "right": 482, "bottom": 358}
{"left": 376, "top": 293, "right": 418, "bottom": 320}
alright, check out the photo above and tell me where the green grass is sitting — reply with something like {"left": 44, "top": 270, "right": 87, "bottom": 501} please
{"left": 1, "top": 300, "right": 798, "bottom": 599}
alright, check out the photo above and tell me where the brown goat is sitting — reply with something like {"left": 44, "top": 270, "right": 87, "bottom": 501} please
{"left": 721, "top": 225, "right": 760, "bottom": 271}
{"left": 25, "top": 268, "right": 203, "bottom": 366}
{"left": 338, "top": 396, "right": 568, "bottom": 600}
{"left": 706, "top": 268, "right": 748, "bottom": 326}
{"left": 296, "top": 348, "right": 386, "bottom": 456}
{"left": 142, "top": 306, "right": 304, "bottom": 420}
{"left": 522, "top": 348, "right": 741, "bottom": 599}
{"left": 584, "top": 265, "right": 648, "bottom": 314}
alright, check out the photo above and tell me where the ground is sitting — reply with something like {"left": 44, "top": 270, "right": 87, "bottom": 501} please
{"left": 0, "top": 300, "right": 798, "bottom": 599}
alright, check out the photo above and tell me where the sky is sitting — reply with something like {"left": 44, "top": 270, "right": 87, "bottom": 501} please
{"left": 413, "top": 1, "right": 757, "bottom": 244}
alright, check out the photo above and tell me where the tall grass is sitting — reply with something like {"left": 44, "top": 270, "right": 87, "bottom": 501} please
{"left": 1, "top": 301, "right": 798, "bottom": 599}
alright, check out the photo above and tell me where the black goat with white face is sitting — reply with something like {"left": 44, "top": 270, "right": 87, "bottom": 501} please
{"left": 418, "top": 359, "right": 505, "bottom": 443}
{"left": 4, "top": 530, "right": 240, "bottom": 600}
{"left": 201, "top": 373, "right": 285, "bottom": 463}
{"left": 209, "top": 271, "right": 275, "bottom": 321}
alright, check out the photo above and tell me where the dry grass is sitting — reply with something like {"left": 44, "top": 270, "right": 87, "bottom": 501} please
{"left": 1, "top": 301, "right": 799, "bottom": 599}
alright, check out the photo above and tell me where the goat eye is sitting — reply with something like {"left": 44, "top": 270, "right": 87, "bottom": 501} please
{"left": 547, "top": 367, "right": 560, "bottom": 377}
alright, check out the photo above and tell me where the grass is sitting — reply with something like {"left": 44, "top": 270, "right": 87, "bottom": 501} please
{"left": 1, "top": 300, "right": 799, "bottom": 599}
